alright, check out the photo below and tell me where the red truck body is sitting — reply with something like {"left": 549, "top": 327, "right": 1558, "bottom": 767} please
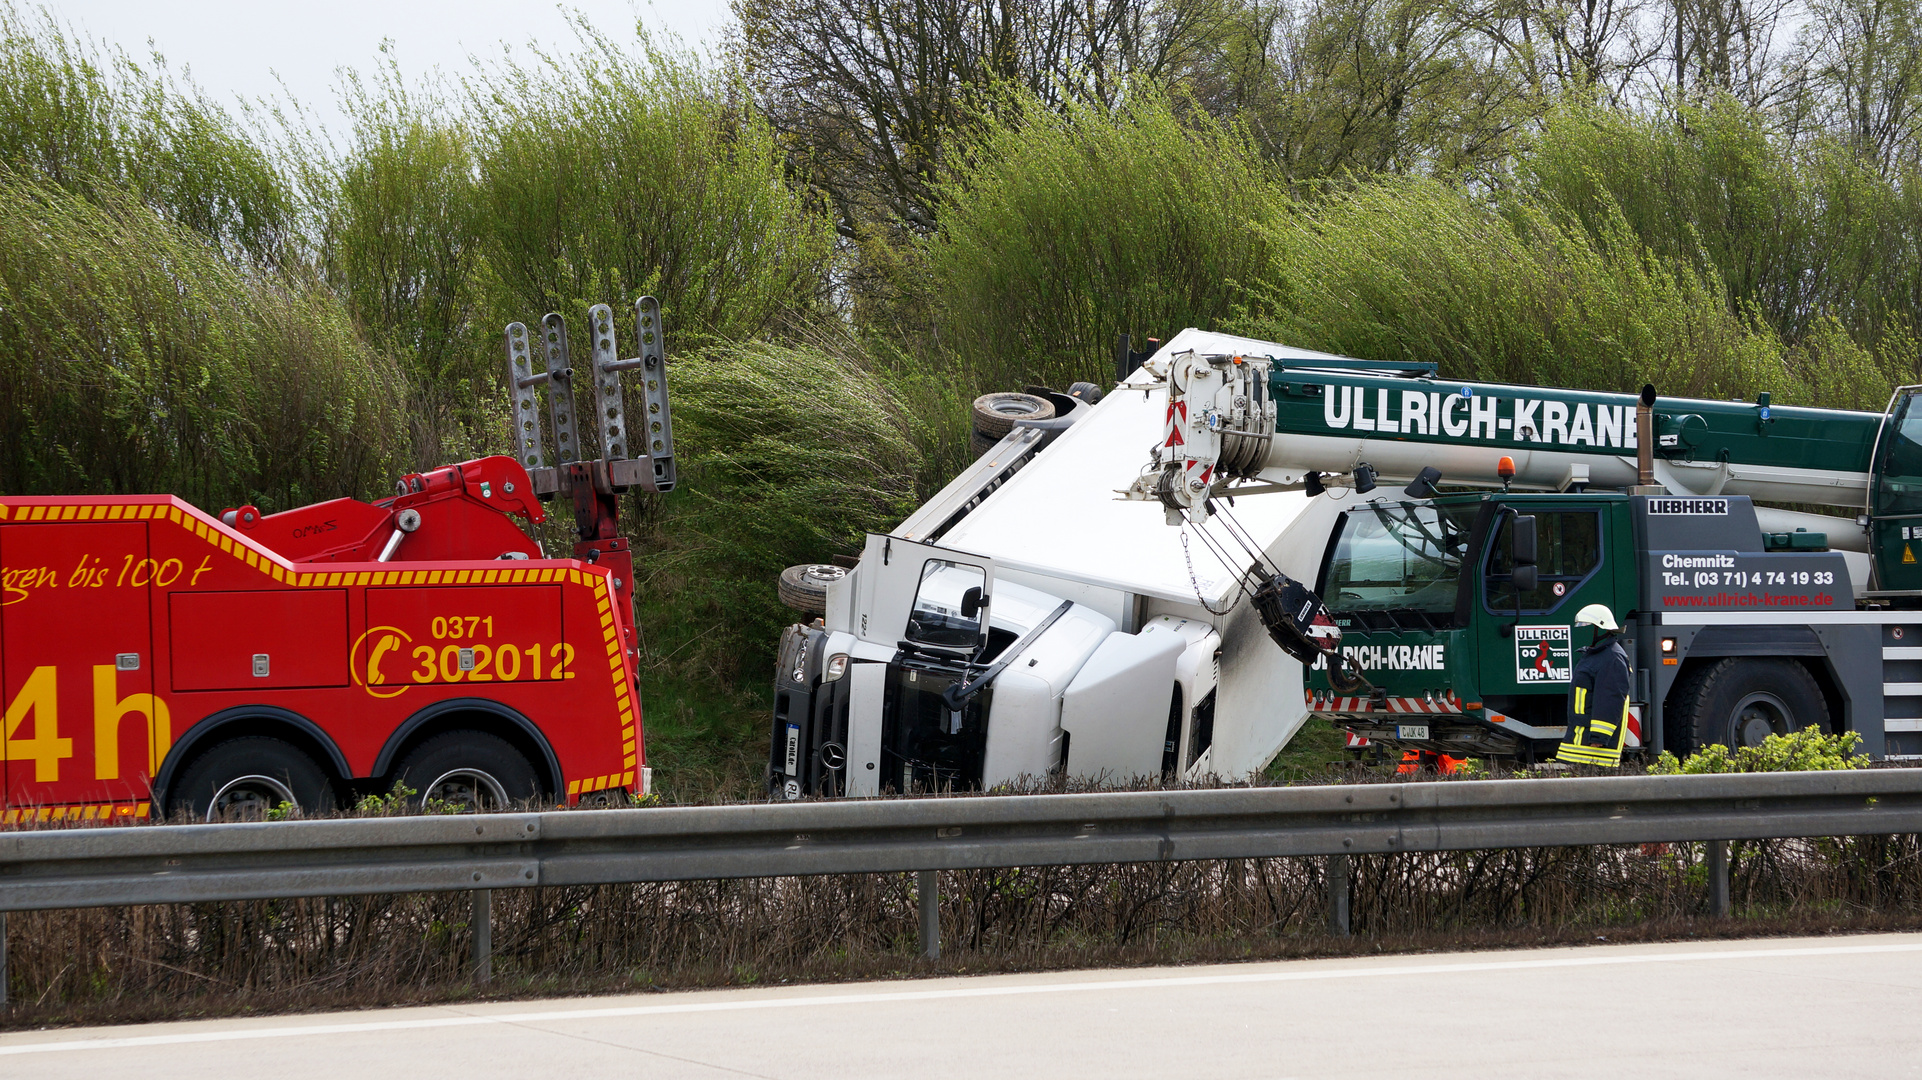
{"left": 0, "top": 455, "right": 645, "bottom": 822}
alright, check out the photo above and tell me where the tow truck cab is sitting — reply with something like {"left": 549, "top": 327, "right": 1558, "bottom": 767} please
{"left": 1305, "top": 492, "right": 1862, "bottom": 759}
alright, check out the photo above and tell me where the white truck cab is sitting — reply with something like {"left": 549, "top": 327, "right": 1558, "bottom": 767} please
{"left": 768, "top": 337, "right": 1365, "bottom": 798}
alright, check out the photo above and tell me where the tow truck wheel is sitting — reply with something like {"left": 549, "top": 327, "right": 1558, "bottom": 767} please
{"left": 170, "top": 736, "right": 337, "bottom": 822}
{"left": 394, "top": 731, "right": 541, "bottom": 811}
{"left": 1669, "top": 657, "right": 1829, "bottom": 754}
{"left": 778, "top": 563, "right": 845, "bottom": 616}
{"left": 971, "top": 392, "right": 1055, "bottom": 439}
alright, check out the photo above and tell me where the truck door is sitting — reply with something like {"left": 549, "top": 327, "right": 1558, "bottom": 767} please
{"left": 1869, "top": 386, "right": 1922, "bottom": 592}
{"left": 855, "top": 533, "right": 997, "bottom": 650}
{"left": 3, "top": 521, "right": 161, "bottom": 811}
{"left": 852, "top": 534, "right": 998, "bottom": 793}
{"left": 1473, "top": 503, "right": 1623, "bottom": 731}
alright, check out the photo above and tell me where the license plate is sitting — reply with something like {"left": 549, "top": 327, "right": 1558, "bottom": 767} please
{"left": 783, "top": 723, "right": 801, "bottom": 775}
{"left": 1397, "top": 724, "right": 1430, "bottom": 740}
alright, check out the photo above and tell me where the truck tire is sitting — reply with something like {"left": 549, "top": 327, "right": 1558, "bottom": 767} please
{"left": 1668, "top": 657, "right": 1829, "bottom": 754}
{"left": 394, "top": 731, "right": 542, "bottom": 810}
{"left": 170, "top": 736, "right": 337, "bottom": 821}
{"left": 779, "top": 563, "right": 845, "bottom": 616}
{"left": 1067, "top": 381, "right": 1105, "bottom": 405}
{"left": 969, "top": 428, "right": 1001, "bottom": 458}
{"left": 972, "top": 392, "right": 1055, "bottom": 439}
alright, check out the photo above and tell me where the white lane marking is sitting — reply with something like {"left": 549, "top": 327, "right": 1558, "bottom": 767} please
{"left": 4, "top": 940, "right": 1920, "bottom": 1057}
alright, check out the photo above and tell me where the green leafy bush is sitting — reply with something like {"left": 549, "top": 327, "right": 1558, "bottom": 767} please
{"left": 920, "top": 87, "right": 1283, "bottom": 393}
{"left": 1650, "top": 729, "right": 1867, "bottom": 774}
{"left": 0, "top": 176, "right": 407, "bottom": 510}
{"left": 467, "top": 29, "right": 837, "bottom": 351}
{"left": 1236, "top": 177, "right": 1790, "bottom": 402}
{"left": 637, "top": 339, "right": 920, "bottom": 683}
{"left": 0, "top": 2, "right": 293, "bottom": 265}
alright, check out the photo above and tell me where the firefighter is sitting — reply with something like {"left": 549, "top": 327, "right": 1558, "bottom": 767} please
{"left": 1556, "top": 604, "right": 1634, "bottom": 767}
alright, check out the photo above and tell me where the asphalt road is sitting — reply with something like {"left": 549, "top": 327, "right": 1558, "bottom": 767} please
{"left": 4, "top": 933, "right": 1920, "bottom": 1078}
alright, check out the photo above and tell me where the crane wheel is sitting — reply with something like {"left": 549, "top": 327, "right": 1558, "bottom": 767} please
{"left": 393, "top": 731, "right": 541, "bottom": 811}
{"left": 169, "top": 736, "right": 337, "bottom": 822}
{"left": 779, "top": 563, "right": 846, "bottom": 616}
{"left": 971, "top": 392, "right": 1055, "bottom": 439}
{"left": 1667, "top": 657, "right": 1829, "bottom": 755}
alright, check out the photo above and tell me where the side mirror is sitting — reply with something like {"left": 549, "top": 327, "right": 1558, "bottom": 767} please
{"left": 1403, "top": 466, "right": 1442, "bottom": 499}
{"left": 1512, "top": 514, "right": 1538, "bottom": 568}
{"left": 960, "top": 586, "right": 985, "bottom": 620}
{"left": 1510, "top": 514, "right": 1539, "bottom": 592}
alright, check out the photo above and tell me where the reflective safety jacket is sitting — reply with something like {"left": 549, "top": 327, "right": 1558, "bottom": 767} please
{"left": 1557, "top": 636, "right": 1632, "bottom": 767}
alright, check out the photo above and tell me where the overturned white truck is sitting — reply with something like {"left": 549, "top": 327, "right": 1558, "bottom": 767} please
{"left": 767, "top": 331, "right": 1375, "bottom": 798}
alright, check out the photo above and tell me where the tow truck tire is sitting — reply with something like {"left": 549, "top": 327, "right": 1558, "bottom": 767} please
{"left": 170, "top": 736, "right": 337, "bottom": 821}
{"left": 394, "top": 731, "right": 542, "bottom": 810}
{"left": 971, "top": 392, "right": 1055, "bottom": 439}
{"left": 779, "top": 563, "right": 845, "bottom": 616}
{"left": 1668, "top": 657, "right": 1829, "bottom": 754}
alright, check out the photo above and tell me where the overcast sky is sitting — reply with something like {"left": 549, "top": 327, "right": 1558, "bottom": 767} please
{"left": 49, "top": 0, "right": 735, "bottom": 139}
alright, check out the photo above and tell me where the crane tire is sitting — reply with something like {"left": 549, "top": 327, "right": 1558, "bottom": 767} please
{"left": 971, "top": 392, "right": 1055, "bottom": 439}
{"left": 779, "top": 563, "right": 846, "bottom": 616}
{"left": 170, "top": 736, "right": 336, "bottom": 821}
{"left": 1667, "top": 657, "right": 1828, "bottom": 755}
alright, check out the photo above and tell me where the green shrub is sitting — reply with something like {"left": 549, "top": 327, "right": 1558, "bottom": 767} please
{"left": 0, "top": 2, "right": 292, "bottom": 265}
{"left": 1521, "top": 97, "right": 1922, "bottom": 358}
{"left": 0, "top": 176, "right": 407, "bottom": 510}
{"left": 920, "top": 87, "right": 1283, "bottom": 394}
{"left": 636, "top": 339, "right": 919, "bottom": 683}
{"left": 1235, "top": 177, "right": 1795, "bottom": 402}
{"left": 1650, "top": 729, "right": 1867, "bottom": 774}
{"left": 467, "top": 28, "right": 837, "bottom": 351}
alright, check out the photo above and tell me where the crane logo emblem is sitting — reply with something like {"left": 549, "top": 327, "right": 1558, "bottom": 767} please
{"left": 1514, "top": 625, "right": 1572, "bottom": 683}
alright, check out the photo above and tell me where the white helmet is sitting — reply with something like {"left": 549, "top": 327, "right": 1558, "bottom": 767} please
{"left": 1574, "top": 603, "right": 1619, "bottom": 631}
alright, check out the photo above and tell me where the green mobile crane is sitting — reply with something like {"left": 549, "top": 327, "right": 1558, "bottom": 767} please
{"left": 1131, "top": 332, "right": 1922, "bottom": 761}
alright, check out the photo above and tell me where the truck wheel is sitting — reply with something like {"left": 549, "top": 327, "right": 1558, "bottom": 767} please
{"left": 969, "top": 427, "right": 1001, "bottom": 458}
{"left": 779, "top": 563, "right": 845, "bottom": 616}
{"left": 1067, "top": 381, "right": 1105, "bottom": 405}
{"left": 394, "top": 731, "right": 542, "bottom": 810}
{"left": 971, "top": 392, "right": 1055, "bottom": 439}
{"left": 170, "top": 736, "right": 336, "bottom": 821}
{"left": 1669, "top": 657, "right": 1829, "bottom": 754}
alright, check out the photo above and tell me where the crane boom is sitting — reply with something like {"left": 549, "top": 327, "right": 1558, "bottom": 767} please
{"left": 1144, "top": 349, "right": 1883, "bottom": 516}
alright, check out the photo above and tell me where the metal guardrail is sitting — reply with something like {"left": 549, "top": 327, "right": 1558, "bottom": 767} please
{"left": 2, "top": 770, "right": 1919, "bottom": 998}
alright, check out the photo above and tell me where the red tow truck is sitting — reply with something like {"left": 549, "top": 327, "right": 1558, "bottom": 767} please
{"left": 1, "top": 298, "right": 674, "bottom": 821}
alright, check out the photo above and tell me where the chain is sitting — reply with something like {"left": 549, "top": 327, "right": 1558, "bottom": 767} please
{"left": 1181, "top": 524, "right": 1239, "bottom": 616}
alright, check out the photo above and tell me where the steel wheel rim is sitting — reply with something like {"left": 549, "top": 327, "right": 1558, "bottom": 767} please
{"left": 207, "top": 774, "right": 299, "bottom": 822}
{"left": 423, "top": 768, "right": 510, "bottom": 811}
{"left": 1730, "top": 691, "right": 1793, "bottom": 747}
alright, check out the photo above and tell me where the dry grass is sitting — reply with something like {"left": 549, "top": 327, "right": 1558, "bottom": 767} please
{"left": 5, "top": 829, "right": 1921, "bottom": 1030}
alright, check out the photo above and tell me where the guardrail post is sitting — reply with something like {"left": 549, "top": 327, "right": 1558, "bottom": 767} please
{"left": 1326, "top": 854, "right": 1351, "bottom": 936}
{"left": 1, "top": 911, "right": 9, "bottom": 1008}
{"left": 1707, "top": 840, "right": 1731, "bottom": 918}
{"left": 472, "top": 890, "right": 492, "bottom": 984}
{"left": 917, "top": 869, "right": 940, "bottom": 960}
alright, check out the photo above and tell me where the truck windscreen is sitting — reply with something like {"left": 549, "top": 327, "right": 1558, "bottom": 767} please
{"left": 1321, "top": 502, "right": 1477, "bottom": 615}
